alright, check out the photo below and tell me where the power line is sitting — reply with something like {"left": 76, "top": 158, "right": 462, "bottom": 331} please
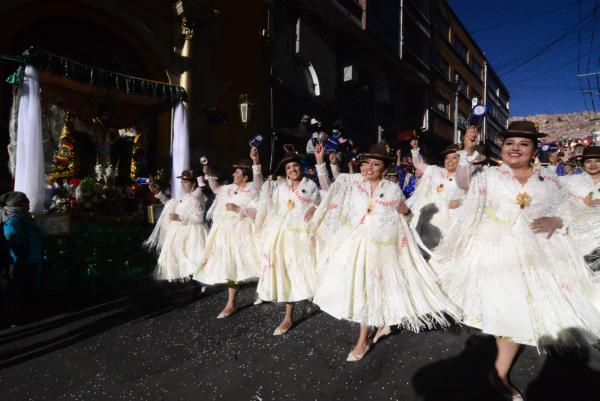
{"left": 470, "top": 1, "right": 584, "bottom": 33}
{"left": 496, "top": 20, "right": 599, "bottom": 79}
{"left": 506, "top": 39, "right": 600, "bottom": 85}
{"left": 577, "top": 0, "right": 593, "bottom": 112}
{"left": 498, "top": 5, "right": 598, "bottom": 75}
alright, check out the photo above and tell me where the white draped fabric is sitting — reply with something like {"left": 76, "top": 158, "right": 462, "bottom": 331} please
{"left": 171, "top": 101, "right": 190, "bottom": 199}
{"left": 14, "top": 65, "right": 45, "bottom": 213}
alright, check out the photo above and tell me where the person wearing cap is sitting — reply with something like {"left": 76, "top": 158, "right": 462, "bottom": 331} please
{"left": 252, "top": 147, "right": 320, "bottom": 336}
{"left": 406, "top": 128, "right": 477, "bottom": 250}
{"left": 557, "top": 145, "right": 600, "bottom": 273}
{"left": 0, "top": 191, "right": 43, "bottom": 325}
{"left": 193, "top": 153, "right": 262, "bottom": 318}
{"left": 540, "top": 148, "right": 565, "bottom": 177}
{"left": 310, "top": 144, "right": 458, "bottom": 362}
{"left": 432, "top": 121, "right": 600, "bottom": 400}
{"left": 395, "top": 149, "right": 417, "bottom": 198}
{"left": 144, "top": 170, "right": 208, "bottom": 281}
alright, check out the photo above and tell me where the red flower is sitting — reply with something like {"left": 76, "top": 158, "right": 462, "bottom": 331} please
{"left": 68, "top": 178, "right": 81, "bottom": 186}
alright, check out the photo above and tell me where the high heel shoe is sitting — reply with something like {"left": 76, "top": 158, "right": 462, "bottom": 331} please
{"left": 346, "top": 344, "right": 371, "bottom": 362}
{"left": 272, "top": 323, "right": 292, "bottom": 336}
{"left": 489, "top": 372, "right": 524, "bottom": 401}
{"left": 373, "top": 326, "right": 391, "bottom": 344}
{"left": 216, "top": 309, "right": 234, "bottom": 319}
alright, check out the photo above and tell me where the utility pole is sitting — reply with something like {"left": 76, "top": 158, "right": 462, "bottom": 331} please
{"left": 454, "top": 73, "right": 459, "bottom": 144}
{"left": 482, "top": 60, "right": 488, "bottom": 143}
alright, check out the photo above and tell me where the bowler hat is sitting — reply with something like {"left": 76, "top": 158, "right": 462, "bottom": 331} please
{"left": 500, "top": 121, "right": 547, "bottom": 140}
{"left": 440, "top": 144, "right": 462, "bottom": 157}
{"left": 359, "top": 143, "right": 394, "bottom": 162}
{"left": 274, "top": 152, "right": 303, "bottom": 175}
{"left": 176, "top": 170, "right": 196, "bottom": 182}
{"left": 581, "top": 146, "right": 600, "bottom": 161}
{"left": 232, "top": 159, "right": 252, "bottom": 170}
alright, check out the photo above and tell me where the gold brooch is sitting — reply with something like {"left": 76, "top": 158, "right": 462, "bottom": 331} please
{"left": 367, "top": 200, "right": 374, "bottom": 214}
{"left": 515, "top": 192, "right": 532, "bottom": 209}
{"left": 287, "top": 199, "right": 295, "bottom": 210}
{"left": 436, "top": 184, "right": 445, "bottom": 193}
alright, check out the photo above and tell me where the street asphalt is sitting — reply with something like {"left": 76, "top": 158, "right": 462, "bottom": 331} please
{"left": 1, "top": 283, "right": 600, "bottom": 401}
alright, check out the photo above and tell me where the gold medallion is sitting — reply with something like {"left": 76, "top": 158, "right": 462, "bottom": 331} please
{"left": 515, "top": 192, "right": 532, "bottom": 209}
{"left": 287, "top": 199, "right": 295, "bottom": 210}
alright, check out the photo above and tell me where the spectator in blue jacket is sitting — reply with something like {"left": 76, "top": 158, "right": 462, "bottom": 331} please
{"left": 0, "top": 191, "right": 43, "bottom": 326}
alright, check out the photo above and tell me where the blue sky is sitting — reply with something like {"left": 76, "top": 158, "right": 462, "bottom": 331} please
{"left": 449, "top": 0, "right": 600, "bottom": 116}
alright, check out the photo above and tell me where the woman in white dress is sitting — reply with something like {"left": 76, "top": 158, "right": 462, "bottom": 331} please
{"left": 193, "top": 156, "right": 262, "bottom": 318}
{"left": 432, "top": 121, "right": 600, "bottom": 400}
{"left": 144, "top": 170, "right": 208, "bottom": 281}
{"left": 311, "top": 144, "right": 458, "bottom": 362}
{"left": 407, "top": 139, "right": 469, "bottom": 250}
{"left": 558, "top": 145, "right": 600, "bottom": 273}
{"left": 254, "top": 148, "right": 320, "bottom": 335}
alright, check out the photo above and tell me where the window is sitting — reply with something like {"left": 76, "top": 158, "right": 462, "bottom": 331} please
{"left": 343, "top": 65, "right": 353, "bottom": 82}
{"left": 304, "top": 62, "right": 321, "bottom": 96}
{"left": 433, "top": 92, "right": 450, "bottom": 117}
{"left": 434, "top": 13, "right": 449, "bottom": 39}
{"left": 295, "top": 19, "right": 301, "bottom": 54}
{"left": 453, "top": 36, "right": 468, "bottom": 62}
{"left": 431, "top": 51, "right": 449, "bottom": 79}
{"left": 471, "top": 58, "right": 482, "bottom": 79}
{"left": 456, "top": 74, "right": 469, "bottom": 97}
{"left": 498, "top": 89, "right": 509, "bottom": 110}
{"left": 458, "top": 113, "right": 468, "bottom": 129}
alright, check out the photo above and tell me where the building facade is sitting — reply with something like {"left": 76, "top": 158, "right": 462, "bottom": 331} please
{"left": 0, "top": 0, "right": 510, "bottom": 191}
{"left": 428, "top": 0, "right": 510, "bottom": 158}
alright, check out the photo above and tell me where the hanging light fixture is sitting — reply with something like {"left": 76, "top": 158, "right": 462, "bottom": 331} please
{"left": 239, "top": 94, "right": 252, "bottom": 126}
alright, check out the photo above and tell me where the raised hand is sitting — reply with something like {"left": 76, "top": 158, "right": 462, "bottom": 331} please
{"left": 148, "top": 181, "right": 160, "bottom": 194}
{"left": 314, "top": 143, "right": 325, "bottom": 164}
{"left": 203, "top": 164, "right": 213, "bottom": 176}
{"left": 250, "top": 146, "right": 260, "bottom": 165}
{"left": 463, "top": 126, "right": 477, "bottom": 155}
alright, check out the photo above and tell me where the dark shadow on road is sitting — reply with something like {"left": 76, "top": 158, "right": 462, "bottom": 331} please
{"left": 526, "top": 343, "right": 600, "bottom": 401}
{"left": 0, "top": 280, "right": 221, "bottom": 368}
{"left": 412, "top": 334, "right": 507, "bottom": 401}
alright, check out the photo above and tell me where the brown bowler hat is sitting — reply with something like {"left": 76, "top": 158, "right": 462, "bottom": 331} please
{"left": 274, "top": 152, "right": 303, "bottom": 175}
{"left": 581, "top": 146, "right": 600, "bottom": 161}
{"left": 176, "top": 169, "right": 196, "bottom": 182}
{"left": 440, "top": 144, "right": 462, "bottom": 157}
{"left": 359, "top": 143, "right": 394, "bottom": 162}
{"left": 500, "top": 120, "right": 547, "bottom": 140}
{"left": 232, "top": 159, "right": 252, "bottom": 170}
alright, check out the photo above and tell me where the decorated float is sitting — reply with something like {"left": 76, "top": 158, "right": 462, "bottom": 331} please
{"left": 5, "top": 48, "right": 189, "bottom": 294}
